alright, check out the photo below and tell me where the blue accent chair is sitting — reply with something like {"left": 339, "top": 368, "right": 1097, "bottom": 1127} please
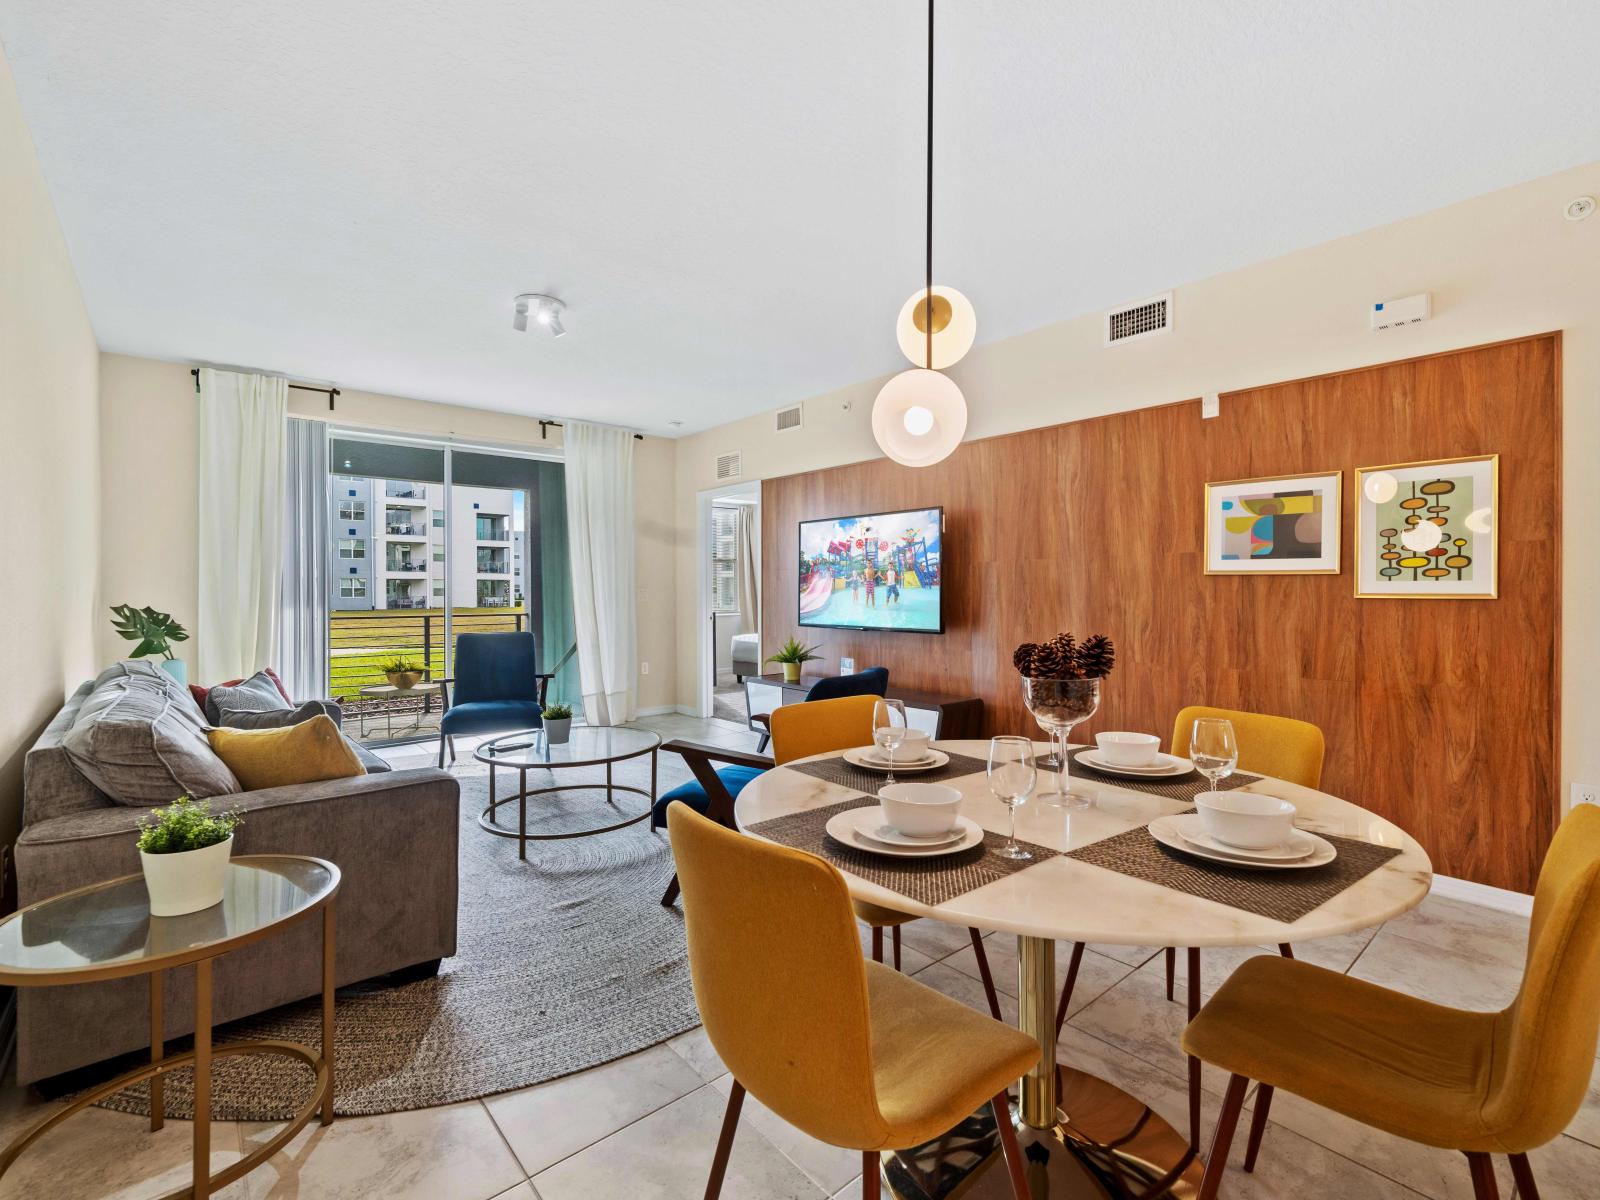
{"left": 654, "top": 739, "right": 773, "bottom": 906}
{"left": 750, "top": 667, "right": 890, "bottom": 753}
{"left": 437, "top": 632, "right": 554, "bottom": 767}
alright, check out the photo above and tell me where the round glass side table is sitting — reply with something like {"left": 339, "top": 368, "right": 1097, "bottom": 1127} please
{"left": 0, "top": 855, "right": 340, "bottom": 1200}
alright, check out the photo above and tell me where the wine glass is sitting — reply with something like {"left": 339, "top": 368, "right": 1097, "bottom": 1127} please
{"left": 987, "top": 736, "right": 1037, "bottom": 860}
{"left": 1189, "top": 717, "right": 1239, "bottom": 799}
{"left": 1020, "top": 677, "right": 1102, "bottom": 810}
{"left": 873, "top": 699, "right": 908, "bottom": 784}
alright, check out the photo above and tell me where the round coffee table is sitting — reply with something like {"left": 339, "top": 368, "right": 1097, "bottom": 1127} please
{"left": 0, "top": 855, "right": 339, "bottom": 1200}
{"left": 474, "top": 726, "right": 662, "bottom": 859}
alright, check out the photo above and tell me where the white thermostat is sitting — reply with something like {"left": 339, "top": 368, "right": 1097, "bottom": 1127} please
{"left": 1371, "top": 292, "right": 1431, "bottom": 331}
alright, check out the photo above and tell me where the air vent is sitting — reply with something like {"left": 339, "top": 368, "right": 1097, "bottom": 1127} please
{"left": 1105, "top": 292, "right": 1172, "bottom": 346}
{"left": 775, "top": 403, "right": 804, "bottom": 433}
{"left": 715, "top": 451, "right": 743, "bottom": 481}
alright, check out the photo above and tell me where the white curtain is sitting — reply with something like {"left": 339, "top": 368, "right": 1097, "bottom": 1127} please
{"left": 279, "top": 417, "right": 328, "bottom": 700}
{"left": 197, "top": 368, "right": 288, "bottom": 682}
{"left": 734, "top": 504, "right": 759, "bottom": 635}
{"left": 564, "top": 421, "right": 636, "bottom": 726}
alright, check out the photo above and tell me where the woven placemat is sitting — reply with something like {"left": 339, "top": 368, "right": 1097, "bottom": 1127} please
{"left": 1055, "top": 758, "right": 1262, "bottom": 805}
{"left": 749, "top": 796, "right": 1058, "bottom": 907}
{"left": 1066, "top": 819, "right": 1403, "bottom": 922}
{"left": 786, "top": 750, "right": 990, "bottom": 794}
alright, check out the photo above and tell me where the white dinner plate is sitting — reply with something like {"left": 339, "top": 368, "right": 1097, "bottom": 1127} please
{"left": 847, "top": 806, "right": 966, "bottom": 848}
{"left": 843, "top": 747, "right": 949, "bottom": 773}
{"left": 1169, "top": 814, "right": 1319, "bottom": 861}
{"left": 1148, "top": 815, "right": 1336, "bottom": 870}
{"left": 1074, "top": 750, "right": 1194, "bottom": 778}
{"left": 825, "top": 810, "right": 985, "bottom": 857}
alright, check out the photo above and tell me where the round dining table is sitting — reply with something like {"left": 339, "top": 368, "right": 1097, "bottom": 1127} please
{"left": 735, "top": 739, "right": 1433, "bottom": 1200}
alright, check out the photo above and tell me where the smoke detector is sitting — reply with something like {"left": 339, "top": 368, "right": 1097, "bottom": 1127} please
{"left": 1565, "top": 196, "right": 1596, "bottom": 222}
{"left": 513, "top": 294, "right": 567, "bottom": 336}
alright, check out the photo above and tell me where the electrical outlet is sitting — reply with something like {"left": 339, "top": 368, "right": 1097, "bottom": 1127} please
{"left": 840, "top": 656, "right": 856, "bottom": 675}
{"left": 640, "top": 661, "right": 650, "bottom": 676}
{"left": 1573, "top": 782, "right": 1600, "bottom": 807}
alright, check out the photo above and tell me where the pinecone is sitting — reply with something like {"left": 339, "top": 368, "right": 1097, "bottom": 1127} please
{"left": 1031, "top": 642, "right": 1068, "bottom": 678}
{"left": 1012, "top": 642, "right": 1040, "bottom": 675}
{"left": 1075, "top": 634, "right": 1116, "bottom": 679}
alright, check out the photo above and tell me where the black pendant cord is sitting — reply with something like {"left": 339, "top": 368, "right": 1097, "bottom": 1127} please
{"left": 924, "top": 0, "right": 935, "bottom": 371}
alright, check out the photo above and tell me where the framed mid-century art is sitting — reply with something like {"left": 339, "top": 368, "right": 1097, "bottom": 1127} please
{"left": 1354, "top": 453, "right": 1499, "bottom": 599}
{"left": 1203, "top": 471, "right": 1342, "bottom": 575}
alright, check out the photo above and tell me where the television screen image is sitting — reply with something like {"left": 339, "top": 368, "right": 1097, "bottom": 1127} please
{"left": 798, "top": 507, "right": 943, "bottom": 634}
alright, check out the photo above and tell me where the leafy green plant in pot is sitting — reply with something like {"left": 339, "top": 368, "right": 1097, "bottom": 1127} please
{"left": 541, "top": 702, "right": 573, "bottom": 745}
{"left": 766, "top": 637, "right": 822, "bottom": 684}
{"left": 109, "top": 605, "right": 190, "bottom": 686}
{"left": 380, "top": 656, "right": 425, "bottom": 690}
{"left": 135, "top": 796, "right": 243, "bottom": 916}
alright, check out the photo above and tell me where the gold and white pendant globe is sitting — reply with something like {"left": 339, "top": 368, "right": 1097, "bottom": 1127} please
{"left": 871, "top": 368, "right": 967, "bottom": 467}
{"left": 895, "top": 285, "right": 976, "bottom": 369}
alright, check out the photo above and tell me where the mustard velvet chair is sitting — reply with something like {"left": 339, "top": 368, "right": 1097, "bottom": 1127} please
{"left": 668, "top": 805, "right": 1039, "bottom": 1199}
{"left": 1183, "top": 803, "right": 1600, "bottom": 1200}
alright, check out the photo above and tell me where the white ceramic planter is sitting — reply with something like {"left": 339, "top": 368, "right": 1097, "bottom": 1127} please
{"left": 141, "top": 836, "right": 233, "bottom": 917}
{"left": 544, "top": 717, "right": 572, "bottom": 745}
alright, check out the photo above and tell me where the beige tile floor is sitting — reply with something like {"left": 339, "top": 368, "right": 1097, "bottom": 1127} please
{"left": 2, "top": 715, "right": 1593, "bottom": 1199}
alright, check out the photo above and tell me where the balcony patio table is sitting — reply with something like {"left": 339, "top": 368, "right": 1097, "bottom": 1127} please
{"left": 356, "top": 681, "right": 446, "bottom": 740}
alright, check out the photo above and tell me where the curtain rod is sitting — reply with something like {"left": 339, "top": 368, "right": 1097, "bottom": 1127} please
{"left": 190, "top": 367, "right": 339, "bottom": 411}
{"left": 539, "top": 418, "right": 644, "bottom": 441}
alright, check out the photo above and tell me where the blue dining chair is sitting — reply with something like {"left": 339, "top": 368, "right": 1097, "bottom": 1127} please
{"left": 437, "top": 632, "right": 554, "bottom": 767}
{"left": 748, "top": 666, "right": 890, "bottom": 753}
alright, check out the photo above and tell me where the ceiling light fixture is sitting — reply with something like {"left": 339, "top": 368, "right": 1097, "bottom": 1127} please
{"left": 513, "top": 294, "right": 567, "bottom": 337}
{"left": 871, "top": 0, "right": 970, "bottom": 468}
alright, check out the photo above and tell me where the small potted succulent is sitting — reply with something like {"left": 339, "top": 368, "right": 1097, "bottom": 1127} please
{"left": 136, "top": 796, "right": 243, "bottom": 917}
{"left": 381, "top": 656, "right": 425, "bottom": 689}
{"left": 109, "top": 604, "right": 191, "bottom": 686}
{"left": 765, "top": 637, "right": 822, "bottom": 685}
{"left": 542, "top": 702, "right": 573, "bottom": 745}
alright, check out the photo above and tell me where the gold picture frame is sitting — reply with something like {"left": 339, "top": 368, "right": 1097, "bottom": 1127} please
{"left": 1203, "top": 470, "right": 1342, "bottom": 575}
{"left": 1353, "top": 453, "right": 1499, "bottom": 599}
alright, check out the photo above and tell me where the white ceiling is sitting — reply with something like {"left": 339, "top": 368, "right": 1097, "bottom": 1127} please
{"left": 4, "top": 2, "right": 1598, "bottom": 435}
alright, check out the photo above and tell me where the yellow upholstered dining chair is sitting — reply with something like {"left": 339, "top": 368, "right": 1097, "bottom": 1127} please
{"left": 668, "top": 805, "right": 1038, "bottom": 1199}
{"left": 1183, "top": 803, "right": 1600, "bottom": 1200}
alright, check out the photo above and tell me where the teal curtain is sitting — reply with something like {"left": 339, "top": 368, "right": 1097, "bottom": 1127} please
{"left": 535, "top": 461, "right": 579, "bottom": 707}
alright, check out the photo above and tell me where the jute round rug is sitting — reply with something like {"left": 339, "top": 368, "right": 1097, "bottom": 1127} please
{"left": 92, "top": 747, "right": 702, "bottom": 1120}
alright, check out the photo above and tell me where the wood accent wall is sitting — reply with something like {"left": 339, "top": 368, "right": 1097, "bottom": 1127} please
{"left": 761, "top": 334, "right": 1561, "bottom": 891}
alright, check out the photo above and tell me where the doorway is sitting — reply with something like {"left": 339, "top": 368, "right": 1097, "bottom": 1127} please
{"left": 698, "top": 481, "right": 760, "bottom": 724}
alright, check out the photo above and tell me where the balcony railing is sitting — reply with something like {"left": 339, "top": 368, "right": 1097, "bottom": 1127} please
{"left": 476, "top": 597, "right": 512, "bottom": 608}
{"left": 385, "top": 486, "right": 425, "bottom": 499}
{"left": 476, "top": 558, "right": 509, "bottom": 574}
{"left": 385, "top": 524, "right": 425, "bottom": 537}
{"left": 387, "top": 561, "right": 427, "bottom": 573}
{"left": 328, "top": 609, "right": 532, "bottom": 702}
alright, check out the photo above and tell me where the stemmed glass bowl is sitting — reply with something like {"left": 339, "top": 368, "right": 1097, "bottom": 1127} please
{"left": 1021, "top": 676, "right": 1102, "bottom": 810}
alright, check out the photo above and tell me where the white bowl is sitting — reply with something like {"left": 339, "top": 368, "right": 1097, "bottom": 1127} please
{"left": 877, "top": 782, "right": 963, "bottom": 837}
{"left": 1196, "top": 792, "right": 1298, "bottom": 850}
{"left": 897, "top": 729, "right": 931, "bottom": 758}
{"left": 1095, "top": 731, "right": 1161, "bottom": 767}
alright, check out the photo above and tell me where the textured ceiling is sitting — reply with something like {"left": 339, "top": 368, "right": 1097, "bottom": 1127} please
{"left": 3, "top": 1, "right": 1597, "bottom": 434}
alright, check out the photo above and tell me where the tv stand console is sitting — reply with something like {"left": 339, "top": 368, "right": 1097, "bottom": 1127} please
{"left": 741, "top": 673, "right": 984, "bottom": 740}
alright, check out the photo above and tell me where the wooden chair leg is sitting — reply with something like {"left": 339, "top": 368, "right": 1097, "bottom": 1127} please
{"left": 705, "top": 1081, "right": 745, "bottom": 1199}
{"left": 1464, "top": 1151, "right": 1501, "bottom": 1200}
{"left": 1278, "top": 943, "right": 1294, "bottom": 960}
{"left": 1197, "top": 1073, "right": 1249, "bottom": 1200}
{"left": 862, "top": 1149, "right": 882, "bottom": 1200}
{"left": 871, "top": 926, "right": 884, "bottom": 963}
{"left": 1165, "top": 946, "right": 1177, "bottom": 1001}
{"left": 756, "top": 732, "right": 770, "bottom": 754}
{"left": 893, "top": 926, "right": 902, "bottom": 972}
{"left": 1508, "top": 1152, "right": 1540, "bottom": 1200}
{"left": 1054, "top": 941, "right": 1086, "bottom": 1036}
{"left": 1243, "top": 1083, "right": 1273, "bottom": 1172}
{"left": 1187, "top": 947, "right": 1202, "bottom": 1149}
{"left": 661, "top": 874, "right": 681, "bottom": 908}
{"left": 969, "top": 928, "right": 1003, "bottom": 1021}
{"left": 990, "top": 1091, "right": 1029, "bottom": 1199}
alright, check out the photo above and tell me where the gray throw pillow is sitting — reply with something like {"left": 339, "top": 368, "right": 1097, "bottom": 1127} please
{"left": 62, "top": 661, "right": 240, "bottom": 805}
{"left": 204, "top": 670, "right": 291, "bottom": 725}
{"left": 218, "top": 700, "right": 328, "bottom": 730}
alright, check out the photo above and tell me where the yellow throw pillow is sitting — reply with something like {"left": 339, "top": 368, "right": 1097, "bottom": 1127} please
{"left": 207, "top": 714, "right": 366, "bottom": 791}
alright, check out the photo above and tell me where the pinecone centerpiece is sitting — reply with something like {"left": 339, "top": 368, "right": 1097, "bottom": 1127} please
{"left": 1015, "top": 631, "right": 1116, "bottom": 807}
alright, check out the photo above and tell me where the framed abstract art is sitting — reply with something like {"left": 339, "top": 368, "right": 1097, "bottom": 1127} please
{"left": 1354, "top": 454, "right": 1498, "bottom": 598}
{"left": 1203, "top": 471, "right": 1342, "bottom": 575}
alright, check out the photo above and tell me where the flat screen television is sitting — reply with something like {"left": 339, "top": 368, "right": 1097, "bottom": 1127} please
{"left": 798, "top": 507, "right": 944, "bottom": 634}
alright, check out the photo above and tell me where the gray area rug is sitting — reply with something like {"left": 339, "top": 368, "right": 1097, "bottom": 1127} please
{"left": 93, "top": 750, "right": 700, "bottom": 1120}
{"left": 712, "top": 686, "right": 746, "bottom": 725}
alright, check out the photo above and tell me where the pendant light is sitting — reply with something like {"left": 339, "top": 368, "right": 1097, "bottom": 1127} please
{"left": 872, "top": 0, "right": 971, "bottom": 468}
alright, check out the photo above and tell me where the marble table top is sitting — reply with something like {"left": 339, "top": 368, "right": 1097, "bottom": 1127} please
{"left": 735, "top": 739, "right": 1433, "bottom": 948}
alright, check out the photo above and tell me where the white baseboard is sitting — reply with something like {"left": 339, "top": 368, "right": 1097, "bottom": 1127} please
{"left": 635, "top": 704, "right": 698, "bottom": 718}
{"left": 1429, "top": 873, "right": 1533, "bottom": 917}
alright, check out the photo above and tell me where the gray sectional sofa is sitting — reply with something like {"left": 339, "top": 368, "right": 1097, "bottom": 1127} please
{"left": 15, "top": 662, "right": 460, "bottom": 1084}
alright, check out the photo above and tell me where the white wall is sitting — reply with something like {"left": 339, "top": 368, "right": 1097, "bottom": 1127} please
{"left": 0, "top": 44, "right": 100, "bottom": 855}
{"left": 671, "top": 160, "right": 1600, "bottom": 816}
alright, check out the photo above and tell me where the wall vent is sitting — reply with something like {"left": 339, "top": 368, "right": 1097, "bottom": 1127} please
{"left": 1105, "top": 292, "right": 1172, "bottom": 346}
{"left": 714, "top": 450, "right": 743, "bottom": 481}
{"left": 775, "top": 403, "right": 804, "bottom": 433}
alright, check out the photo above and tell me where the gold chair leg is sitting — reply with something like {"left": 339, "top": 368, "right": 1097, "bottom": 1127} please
{"left": 1243, "top": 1083, "right": 1273, "bottom": 1171}
{"left": 1197, "top": 1073, "right": 1249, "bottom": 1200}
{"left": 990, "top": 1091, "right": 1029, "bottom": 1199}
{"left": 704, "top": 1081, "right": 745, "bottom": 1199}
{"left": 1509, "top": 1152, "right": 1541, "bottom": 1200}
{"left": 1465, "top": 1151, "right": 1501, "bottom": 1199}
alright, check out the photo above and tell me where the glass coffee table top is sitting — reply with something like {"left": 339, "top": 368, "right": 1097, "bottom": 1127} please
{"left": 474, "top": 726, "right": 661, "bottom": 769}
{"left": 0, "top": 856, "right": 339, "bottom": 981}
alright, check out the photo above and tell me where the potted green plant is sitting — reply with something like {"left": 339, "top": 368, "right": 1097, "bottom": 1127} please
{"left": 135, "top": 796, "right": 243, "bottom": 916}
{"left": 109, "top": 604, "right": 191, "bottom": 686}
{"left": 766, "top": 637, "right": 822, "bottom": 685}
{"left": 381, "top": 656, "right": 425, "bottom": 689}
{"left": 542, "top": 702, "right": 573, "bottom": 745}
